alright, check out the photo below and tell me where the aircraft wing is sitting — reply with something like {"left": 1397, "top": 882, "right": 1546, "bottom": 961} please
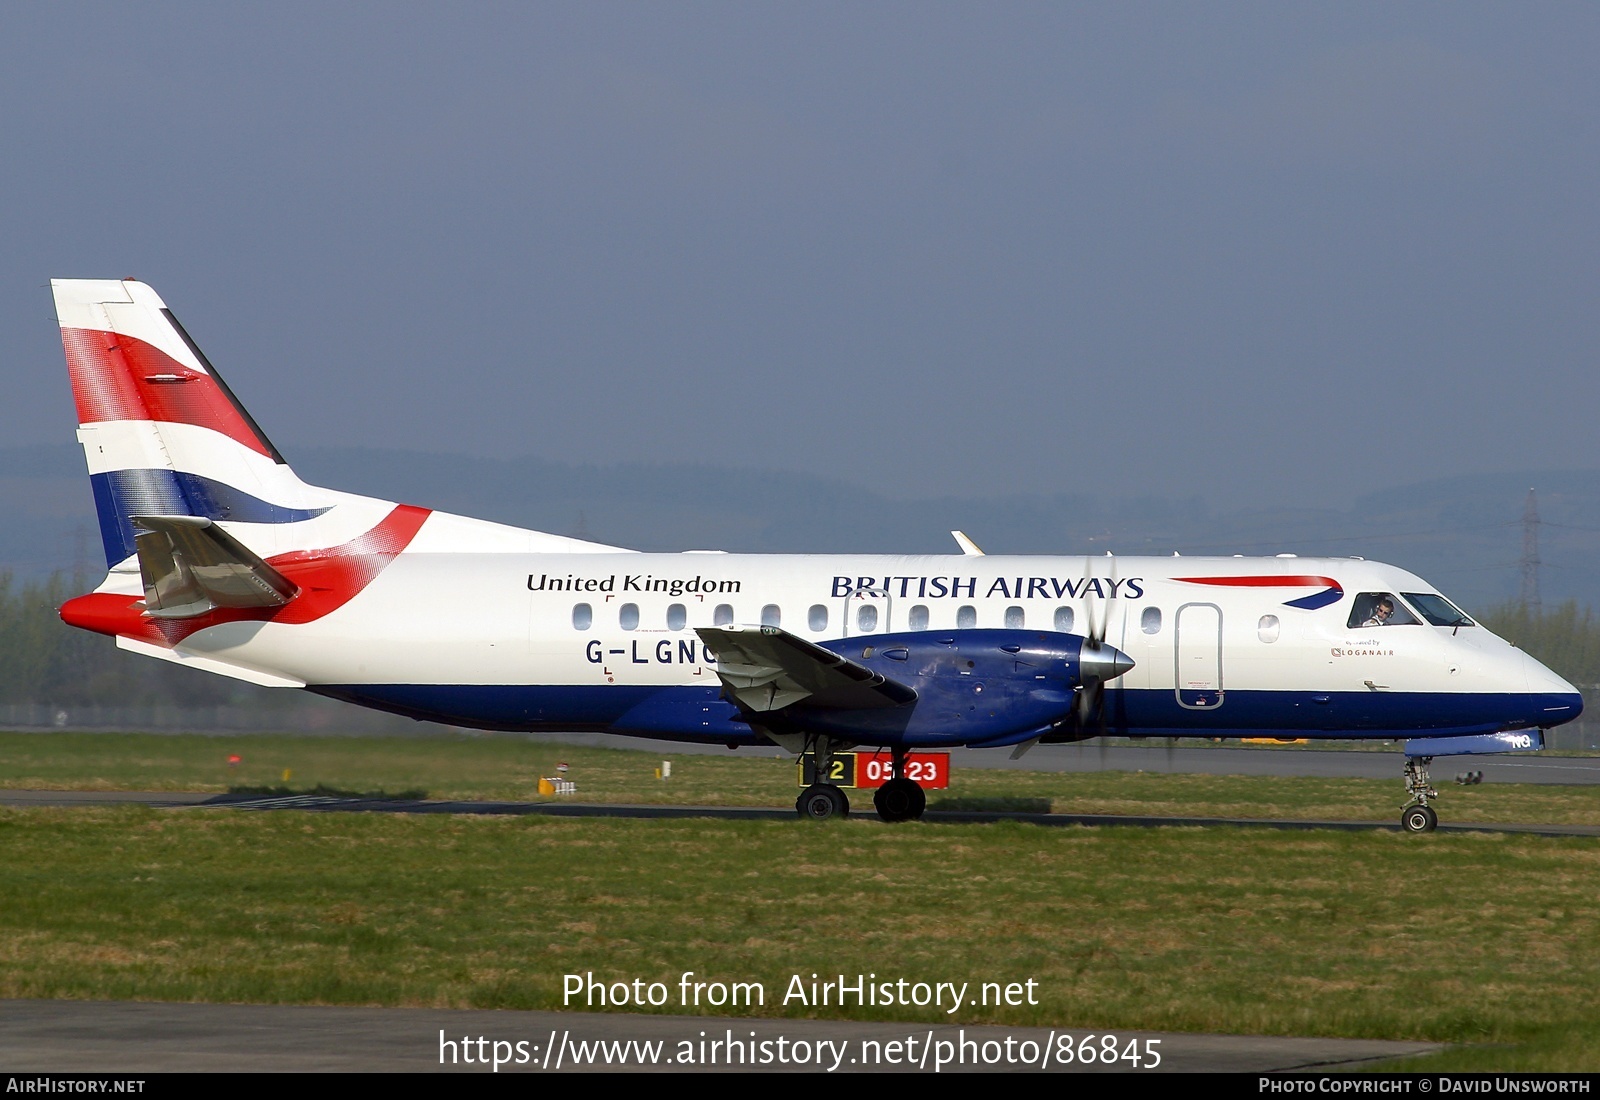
{"left": 696, "top": 625, "right": 918, "bottom": 713}
{"left": 132, "top": 514, "right": 300, "bottom": 618}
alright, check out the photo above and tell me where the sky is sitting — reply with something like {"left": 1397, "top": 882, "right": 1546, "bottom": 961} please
{"left": 3, "top": 2, "right": 1597, "bottom": 511}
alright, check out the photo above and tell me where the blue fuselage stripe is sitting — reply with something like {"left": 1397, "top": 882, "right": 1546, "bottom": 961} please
{"left": 308, "top": 684, "right": 1584, "bottom": 746}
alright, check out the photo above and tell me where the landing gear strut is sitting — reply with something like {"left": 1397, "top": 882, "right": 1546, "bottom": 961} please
{"left": 1401, "top": 755, "right": 1438, "bottom": 833}
{"left": 795, "top": 734, "right": 850, "bottom": 820}
{"left": 872, "top": 748, "right": 926, "bottom": 823}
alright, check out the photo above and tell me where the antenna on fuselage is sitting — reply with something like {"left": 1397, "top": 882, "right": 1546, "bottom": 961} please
{"left": 951, "top": 531, "right": 984, "bottom": 556}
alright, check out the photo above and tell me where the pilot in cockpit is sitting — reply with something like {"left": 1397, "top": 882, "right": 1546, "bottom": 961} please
{"left": 1361, "top": 597, "right": 1395, "bottom": 628}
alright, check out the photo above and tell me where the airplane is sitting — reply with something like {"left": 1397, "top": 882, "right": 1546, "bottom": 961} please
{"left": 48, "top": 277, "right": 1584, "bottom": 831}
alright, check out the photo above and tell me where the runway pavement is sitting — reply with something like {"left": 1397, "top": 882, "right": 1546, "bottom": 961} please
{"left": 549, "top": 733, "right": 1600, "bottom": 785}
{"left": 7, "top": 729, "right": 1598, "bottom": 786}
{"left": 0, "top": 999, "right": 1442, "bottom": 1073}
{"left": 4, "top": 787, "right": 1599, "bottom": 837}
{"left": 4, "top": 744, "right": 1600, "bottom": 835}
{"left": 980, "top": 742, "right": 1600, "bottom": 785}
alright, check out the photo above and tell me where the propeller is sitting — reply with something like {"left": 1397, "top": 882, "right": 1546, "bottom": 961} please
{"left": 1073, "top": 552, "right": 1134, "bottom": 733}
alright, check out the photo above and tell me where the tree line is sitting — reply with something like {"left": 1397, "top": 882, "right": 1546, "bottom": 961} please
{"left": 0, "top": 572, "right": 239, "bottom": 706}
{"left": 1477, "top": 601, "right": 1600, "bottom": 689}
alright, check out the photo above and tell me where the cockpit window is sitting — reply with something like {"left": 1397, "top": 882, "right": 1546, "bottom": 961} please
{"left": 1347, "top": 592, "right": 1420, "bottom": 628}
{"left": 1402, "top": 593, "right": 1475, "bottom": 628}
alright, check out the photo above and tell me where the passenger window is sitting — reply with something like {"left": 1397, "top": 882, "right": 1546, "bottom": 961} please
{"left": 761, "top": 604, "right": 781, "bottom": 627}
{"left": 666, "top": 603, "right": 686, "bottom": 631}
{"left": 857, "top": 604, "right": 879, "bottom": 632}
{"left": 714, "top": 603, "right": 734, "bottom": 626}
{"left": 1054, "top": 606, "right": 1074, "bottom": 632}
{"left": 1141, "top": 607, "right": 1162, "bottom": 635}
{"left": 908, "top": 605, "right": 929, "bottom": 630}
{"left": 1258, "top": 614, "right": 1280, "bottom": 643}
{"left": 1347, "top": 592, "right": 1420, "bottom": 629}
{"left": 1004, "top": 606, "right": 1025, "bottom": 628}
{"left": 572, "top": 603, "right": 592, "bottom": 630}
{"left": 957, "top": 606, "right": 977, "bottom": 629}
{"left": 808, "top": 604, "right": 828, "bottom": 632}
{"left": 620, "top": 603, "right": 640, "bottom": 630}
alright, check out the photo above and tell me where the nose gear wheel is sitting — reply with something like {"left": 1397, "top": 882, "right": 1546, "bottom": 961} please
{"left": 1402, "top": 804, "right": 1438, "bottom": 833}
{"left": 1401, "top": 756, "right": 1439, "bottom": 832}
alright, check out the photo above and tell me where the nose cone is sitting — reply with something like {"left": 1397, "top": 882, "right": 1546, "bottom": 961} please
{"left": 1521, "top": 651, "right": 1585, "bottom": 727}
{"left": 1080, "top": 643, "right": 1135, "bottom": 683}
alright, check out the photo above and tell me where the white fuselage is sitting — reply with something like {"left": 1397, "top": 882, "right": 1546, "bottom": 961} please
{"left": 152, "top": 546, "right": 1580, "bottom": 745}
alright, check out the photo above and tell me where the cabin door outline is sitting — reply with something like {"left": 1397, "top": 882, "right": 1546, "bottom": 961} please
{"left": 1174, "top": 601, "right": 1224, "bottom": 710}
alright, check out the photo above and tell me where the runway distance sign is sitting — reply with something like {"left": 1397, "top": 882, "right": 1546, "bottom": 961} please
{"left": 797, "top": 752, "right": 950, "bottom": 789}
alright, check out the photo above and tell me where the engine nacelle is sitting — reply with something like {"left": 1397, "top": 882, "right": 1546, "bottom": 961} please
{"left": 787, "top": 628, "right": 1133, "bottom": 746}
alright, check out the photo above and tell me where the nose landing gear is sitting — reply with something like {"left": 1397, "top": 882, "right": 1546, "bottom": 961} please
{"left": 1401, "top": 756, "right": 1439, "bottom": 833}
{"left": 1401, "top": 802, "right": 1438, "bottom": 833}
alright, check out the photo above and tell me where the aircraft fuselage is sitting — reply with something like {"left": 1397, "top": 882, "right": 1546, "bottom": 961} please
{"left": 143, "top": 549, "right": 1578, "bottom": 747}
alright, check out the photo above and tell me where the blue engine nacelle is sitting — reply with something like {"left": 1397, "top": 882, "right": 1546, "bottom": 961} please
{"left": 790, "top": 628, "right": 1132, "bottom": 747}
{"left": 608, "top": 628, "right": 1134, "bottom": 749}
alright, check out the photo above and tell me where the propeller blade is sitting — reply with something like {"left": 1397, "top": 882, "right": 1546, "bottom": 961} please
{"left": 1081, "top": 551, "right": 1118, "bottom": 651}
{"left": 1075, "top": 679, "right": 1102, "bottom": 726}
{"left": 1074, "top": 551, "right": 1125, "bottom": 732}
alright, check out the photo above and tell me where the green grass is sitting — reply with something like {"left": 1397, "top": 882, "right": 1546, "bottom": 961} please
{"left": 3, "top": 730, "right": 1600, "bottom": 826}
{"left": 0, "top": 807, "right": 1598, "bottom": 1069}
{"left": 5, "top": 729, "right": 1600, "bottom": 1069}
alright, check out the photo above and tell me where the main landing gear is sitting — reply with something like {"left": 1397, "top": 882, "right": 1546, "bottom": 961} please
{"left": 1401, "top": 755, "right": 1439, "bottom": 833}
{"left": 793, "top": 740, "right": 926, "bottom": 823}
{"left": 795, "top": 734, "right": 851, "bottom": 820}
{"left": 873, "top": 775, "right": 926, "bottom": 823}
{"left": 796, "top": 783, "right": 850, "bottom": 820}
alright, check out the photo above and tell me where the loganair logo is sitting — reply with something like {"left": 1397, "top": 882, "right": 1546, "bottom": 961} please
{"left": 1174, "top": 575, "right": 1344, "bottom": 611}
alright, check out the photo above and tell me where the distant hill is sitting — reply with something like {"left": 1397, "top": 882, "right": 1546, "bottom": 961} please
{"left": 6, "top": 443, "right": 1598, "bottom": 614}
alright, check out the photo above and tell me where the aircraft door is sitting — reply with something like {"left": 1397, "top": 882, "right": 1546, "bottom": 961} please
{"left": 1175, "top": 602, "right": 1224, "bottom": 710}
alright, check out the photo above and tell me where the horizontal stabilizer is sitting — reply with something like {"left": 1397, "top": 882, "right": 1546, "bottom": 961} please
{"left": 133, "top": 514, "right": 300, "bottom": 618}
{"left": 696, "top": 625, "right": 918, "bottom": 713}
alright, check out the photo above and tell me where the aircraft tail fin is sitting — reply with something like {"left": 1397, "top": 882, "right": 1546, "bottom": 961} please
{"left": 53, "top": 277, "right": 633, "bottom": 594}
{"left": 51, "top": 278, "right": 380, "bottom": 572}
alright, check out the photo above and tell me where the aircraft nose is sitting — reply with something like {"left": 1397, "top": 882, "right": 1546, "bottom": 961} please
{"left": 1520, "top": 651, "right": 1585, "bottom": 727}
{"left": 1080, "top": 643, "right": 1135, "bottom": 683}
